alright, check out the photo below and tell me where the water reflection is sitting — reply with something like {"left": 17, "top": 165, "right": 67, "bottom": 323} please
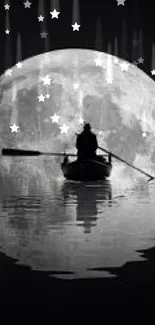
{"left": 61, "top": 180, "right": 112, "bottom": 233}
{"left": 0, "top": 157, "right": 155, "bottom": 279}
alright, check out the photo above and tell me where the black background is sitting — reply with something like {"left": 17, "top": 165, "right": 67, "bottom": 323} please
{"left": 0, "top": 0, "right": 155, "bottom": 77}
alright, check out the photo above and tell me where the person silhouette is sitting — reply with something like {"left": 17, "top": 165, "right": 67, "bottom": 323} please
{"left": 76, "top": 123, "right": 98, "bottom": 160}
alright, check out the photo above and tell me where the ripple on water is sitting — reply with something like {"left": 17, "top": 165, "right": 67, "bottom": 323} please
{"left": 0, "top": 161, "right": 155, "bottom": 279}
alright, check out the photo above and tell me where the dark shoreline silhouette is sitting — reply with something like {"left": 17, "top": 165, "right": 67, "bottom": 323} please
{"left": 1, "top": 243, "right": 155, "bottom": 322}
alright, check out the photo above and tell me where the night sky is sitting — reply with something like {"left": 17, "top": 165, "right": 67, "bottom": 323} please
{"left": 0, "top": 0, "right": 155, "bottom": 79}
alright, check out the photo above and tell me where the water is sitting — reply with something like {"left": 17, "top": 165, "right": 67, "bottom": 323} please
{"left": 0, "top": 155, "right": 155, "bottom": 279}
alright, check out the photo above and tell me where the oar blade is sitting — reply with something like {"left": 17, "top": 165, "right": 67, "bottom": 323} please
{"left": 147, "top": 176, "right": 154, "bottom": 183}
{"left": 1, "top": 148, "right": 41, "bottom": 156}
{"left": 1, "top": 148, "right": 77, "bottom": 157}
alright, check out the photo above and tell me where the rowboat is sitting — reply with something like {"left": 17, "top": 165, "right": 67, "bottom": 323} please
{"left": 61, "top": 155, "right": 112, "bottom": 181}
{"left": 1, "top": 147, "right": 154, "bottom": 182}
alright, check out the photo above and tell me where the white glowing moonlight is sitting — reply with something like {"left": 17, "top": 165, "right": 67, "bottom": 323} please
{"left": 0, "top": 48, "right": 155, "bottom": 173}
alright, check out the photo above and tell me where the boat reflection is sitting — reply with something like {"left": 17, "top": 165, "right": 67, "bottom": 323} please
{"left": 61, "top": 180, "right": 112, "bottom": 233}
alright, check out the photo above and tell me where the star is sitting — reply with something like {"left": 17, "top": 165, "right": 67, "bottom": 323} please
{"left": 94, "top": 56, "right": 104, "bottom": 67}
{"left": 106, "top": 77, "right": 113, "bottom": 84}
{"left": 46, "top": 94, "right": 50, "bottom": 99}
{"left": 142, "top": 132, "right": 147, "bottom": 138}
{"left": 59, "top": 124, "right": 69, "bottom": 134}
{"left": 38, "top": 15, "right": 44, "bottom": 22}
{"left": 73, "top": 83, "right": 80, "bottom": 90}
{"left": 5, "top": 69, "right": 13, "bottom": 76}
{"left": 151, "top": 69, "right": 155, "bottom": 76}
{"left": 116, "top": 0, "right": 126, "bottom": 5}
{"left": 23, "top": 1, "right": 31, "bottom": 8}
{"left": 10, "top": 123, "right": 19, "bottom": 133}
{"left": 40, "top": 31, "right": 48, "bottom": 38}
{"left": 4, "top": 4, "right": 10, "bottom": 10}
{"left": 16, "top": 62, "right": 22, "bottom": 68}
{"left": 72, "top": 22, "right": 81, "bottom": 31}
{"left": 120, "top": 61, "right": 130, "bottom": 71}
{"left": 50, "top": 9, "right": 60, "bottom": 19}
{"left": 50, "top": 113, "right": 60, "bottom": 123}
{"left": 5, "top": 29, "right": 10, "bottom": 34}
{"left": 137, "top": 57, "right": 144, "bottom": 64}
{"left": 79, "top": 117, "right": 84, "bottom": 124}
{"left": 42, "top": 75, "right": 51, "bottom": 86}
{"left": 38, "top": 94, "right": 45, "bottom": 102}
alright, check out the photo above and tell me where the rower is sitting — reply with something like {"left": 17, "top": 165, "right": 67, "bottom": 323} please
{"left": 76, "top": 123, "right": 98, "bottom": 161}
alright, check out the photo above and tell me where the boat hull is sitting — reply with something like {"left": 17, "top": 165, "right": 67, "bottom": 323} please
{"left": 61, "top": 158, "right": 112, "bottom": 181}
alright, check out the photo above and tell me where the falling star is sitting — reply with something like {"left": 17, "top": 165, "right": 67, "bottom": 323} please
{"left": 38, "top": 15, "right": 44, "bottom": 22}
{"left": 16, "top": 62, "right": 22, "bottom": 68}
{"left": 50, "top": 113, "right": 60, "bottom": 123}
{"left": 116, "top": 0, "right": 126, "bottom": 5}
{"left": 73, "top": 83, "right": 80, "bottom": 90}
{"left": 23, "top": 1, "right": 32, "bottom": 8}
{"left": 72, "top": 22, "right": 80, "bottom": 31}
{"left": 40, "top": 31, "right": 48, "bottom": 38}
{"left": 137, "top": 57, "right": 144, "bottom": 64}
{"left": 94, "top": 56, "right": 104, "bottom": 67}
{"left": 106, "top": 77, "right": 113, "bottom": 84}
{"left": 38, "top": 0, "right": 49, "bottom": 51}
{"left": 5, "top": 69, "right": 13, "bottom": 76}
{"left": 151, "top": 69, "right": 155, "bottom": 75}
{"left": 42, "top": 75, "right": 51, "bottom": 85}
{"left": 72, "top": 0, "right": 80, "bottom": 32}
{"left": 79, "top": 117, "right": 84, "bottom": 124}
{"left": 120, "top": 61, "right": 130, "bottom": 71}
{"left": 38, "top": 94, "right": 45, "bottom": 102}
{"left": 4, "top": 4, "right": 10, "bottom": 10}
{"left": 114, "top": 57, "right": 119, "bottom": 64}
{"left": 50, "top": 9, "right": 60, "bottom": 19}
{"left": 142, "top": 132, "right": 147, "bottom": 138}
{"left": 10, "top": 123, "right": 19, "bottom": 133}
{"left": 4, "top": 10, "right": 12, "bottom": 70}
{"left": 59, "top": 124, "right": 69, "bottom": 134}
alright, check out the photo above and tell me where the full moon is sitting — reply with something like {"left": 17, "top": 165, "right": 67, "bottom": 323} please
{"left": 0, "top": 48, "right": 155, "bottom": 179}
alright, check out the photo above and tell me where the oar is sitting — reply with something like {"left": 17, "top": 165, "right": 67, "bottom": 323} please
{"left": 1, "top": 148, "right": 77, "bottom": 157}
{"left": 98, "top": 146, "right": 154, "bottom": 182}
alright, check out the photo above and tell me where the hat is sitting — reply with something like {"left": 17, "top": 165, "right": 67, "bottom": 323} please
{"left": 84, "top": 123, "right": 91, "bottom": 131}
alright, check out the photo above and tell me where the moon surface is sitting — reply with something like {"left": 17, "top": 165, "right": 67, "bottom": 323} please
{"left": 0, "top": 48, "right": 155, "bottom": 179}
{"left": 1, "top": 49, "right": 155, "bottom": 277}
